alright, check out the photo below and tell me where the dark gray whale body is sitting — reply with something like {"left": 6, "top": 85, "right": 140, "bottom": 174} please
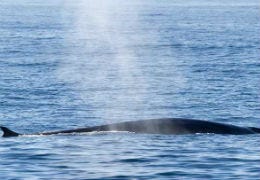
{"left": 1, "top": 118, "right": 260, "bottom": 137}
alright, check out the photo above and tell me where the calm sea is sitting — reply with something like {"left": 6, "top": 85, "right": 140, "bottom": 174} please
{"left": 0, "top": 0, "right": 259, "bottom": 179}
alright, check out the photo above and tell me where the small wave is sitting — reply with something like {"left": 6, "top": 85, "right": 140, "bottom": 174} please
{"left": 118, "top": 157, "right": 155, "bottom": 163}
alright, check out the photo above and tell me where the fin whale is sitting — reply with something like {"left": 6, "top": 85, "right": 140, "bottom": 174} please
{"left": 1, "top": 118, "right": 260, "bottom": 137}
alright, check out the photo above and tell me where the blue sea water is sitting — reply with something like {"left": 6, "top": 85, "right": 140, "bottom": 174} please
{"left": 0, "top": 0, "right": 260, "bottom": 179}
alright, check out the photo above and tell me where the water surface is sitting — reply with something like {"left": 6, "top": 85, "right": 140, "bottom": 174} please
{"left": 0, "top": 0, "right": 259, "bottom": 179}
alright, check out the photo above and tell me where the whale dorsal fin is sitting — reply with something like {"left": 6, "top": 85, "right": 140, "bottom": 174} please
{"left": 0, "top": 126, "right": 20, "bottom": 137}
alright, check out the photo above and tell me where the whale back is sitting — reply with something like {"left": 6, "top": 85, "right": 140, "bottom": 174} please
{"left": 1, "top": 118, "right": 258, "bottom": 137}
{"left": 96, "top": 118, "right": 256, "bottom": 135}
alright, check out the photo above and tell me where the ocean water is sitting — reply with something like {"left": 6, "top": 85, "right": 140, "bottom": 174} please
{"left": 0, "top": 0, "right": 260, "bottom": 179}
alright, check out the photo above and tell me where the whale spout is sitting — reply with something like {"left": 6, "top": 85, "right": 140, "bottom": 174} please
{"left": 0, "top": 126, "right": 20, "bottom": 137}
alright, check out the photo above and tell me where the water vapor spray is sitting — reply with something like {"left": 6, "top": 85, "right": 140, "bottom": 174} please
{"left": 57, "top": 1, "right": 150, "bottom": 123}
{"left": 57, "top": 0, "right": 187, "bottom": 124}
